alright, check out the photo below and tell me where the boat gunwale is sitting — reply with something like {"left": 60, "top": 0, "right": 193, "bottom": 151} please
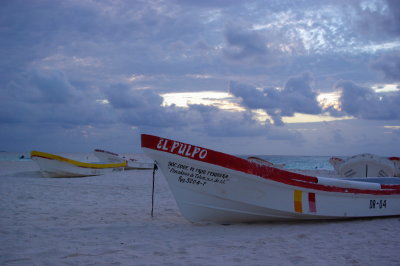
{"left": 94, "top": 149, "right": 120, "bottom": 157}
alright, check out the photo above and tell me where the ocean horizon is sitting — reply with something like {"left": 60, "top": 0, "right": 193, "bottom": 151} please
{"left": 0, "top": 151, "right": 336, "bottom": 171}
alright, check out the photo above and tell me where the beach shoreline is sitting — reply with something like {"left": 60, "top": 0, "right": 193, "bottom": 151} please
{"left": 1, "top": 160, "right": 399, "bottom": 265}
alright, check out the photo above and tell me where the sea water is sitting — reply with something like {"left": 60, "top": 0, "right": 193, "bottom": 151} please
{"left": 0, "top": 152, "right": 338, "bottom": 171}
{"left": 242, "top": 155, "right": 338, "bottom": 171}
{"left": 0, "top": 152, "right": 32, "bottom": 161}
{"left": 0, "top": 152, "right": 97, "bottom": 162}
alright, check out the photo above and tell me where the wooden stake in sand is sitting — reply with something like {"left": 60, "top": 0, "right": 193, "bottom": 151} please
{"left": 151, "top": 161, "right": 158, "bottom": 217}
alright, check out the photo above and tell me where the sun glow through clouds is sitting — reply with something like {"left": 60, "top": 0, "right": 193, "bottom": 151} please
{"left": 162, "top": 90, "right": 351, "bottom": 124}
{"left": 96, "top": 99, "right": 109, "bottom": 104}
{"left": 372, "top": 83, "right": 399, "bottom": 93}
{"left": 317, "top": 91, "right": 341, "bottom": 110}
{"left": 161, "top": 91, "right": 245, "bottom": 111}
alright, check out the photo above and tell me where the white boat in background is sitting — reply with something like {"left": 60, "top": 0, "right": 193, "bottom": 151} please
{"left": 329, "top": 154, "right": 398, "bottom": 178}
{"left": 94, "top": 149, "right": 154, "bottom": 169}
{"left": 247, "top": 156, "right": 285, "bottom": 169}
{"left": 141, "top": 134, "right": 400, "bottom": 224}
{"left": 329, "top": 156, "right": 343, "bottom": 172}
{"left": 389, "top": 157, "right": 400, "bottom": 177}
{"left": 93, "top": 149, "right": 126, "bottom": 163}
{"left": 31, "top": 150, "right": 127, "bottom": 178}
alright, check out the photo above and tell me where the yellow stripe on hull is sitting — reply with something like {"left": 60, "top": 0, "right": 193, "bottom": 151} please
{"left": 294, "top": 190, "right": 303, "bottom": 213}
{"left": 30, "top": 150, "right": 127, "bottom": 169}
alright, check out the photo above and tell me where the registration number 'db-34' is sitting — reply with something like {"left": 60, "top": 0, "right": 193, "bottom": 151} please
{"left": 369, "top": 199, "right": 387, "bottom": 209}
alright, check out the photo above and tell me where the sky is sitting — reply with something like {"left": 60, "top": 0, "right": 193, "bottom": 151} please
{"left": 0, "top": 0, "right": 399, "bottom": 156}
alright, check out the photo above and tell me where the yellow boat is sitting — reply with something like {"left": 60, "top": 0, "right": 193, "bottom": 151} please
{"left": 31, "top": 150, "right": 127, "bottom": 178}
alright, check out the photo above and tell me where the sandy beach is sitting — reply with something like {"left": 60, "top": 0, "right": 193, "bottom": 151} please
{"left": 1, "top": 160, "right": 400, "bottom": 266}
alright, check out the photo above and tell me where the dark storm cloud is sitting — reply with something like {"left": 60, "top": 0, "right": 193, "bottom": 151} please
{"left": 185, "top": 104, "right": 304, "bottom": 141}
{"left": 223, "top": 24, "right": 270, "bottom": 61}
{"left": 99, "top": 82, "right": 188, "bottom": 128}
{"left": 0, "top": 68, "right": 113, "bottom": 125}
{"left": 189, "top": 104, "right": 265, "bottom": 137}
{"left": 28, "top": 69, "right": 75, "bottom": 104}
{"left": 105, "top": 84, "right": 164, "bottom": 110}
{"left": 280, "top": 73, "right": 321, "bottom": 115}
{"left": 371, "top": 51, "right": 400, "bottom": 81}
{"left": 335, "top": 80, "right": 400, "bottom": 120}
{"left": 230, "top": 73, "right": 321, "bottom": 125}
{"left": 355, "top": 0, "right": 400, "bottom": 40}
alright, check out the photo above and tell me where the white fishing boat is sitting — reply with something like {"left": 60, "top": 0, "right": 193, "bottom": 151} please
{"left": 93, "top": 149, "right": 126, "bottom": 163}
{"left": 389, "top": 157, "right": 400, "bottom": 177}
{"left": 141, "top": 134, "right": 400, "bottom": 223}
{"left": 329, "top": 154, "right": 398, "bottom": 178}
{"left": 94, "top": 149, "right": 153, "bottom": 169}
{"left": 31, "top": 150, "right": 127, "bottom": 178}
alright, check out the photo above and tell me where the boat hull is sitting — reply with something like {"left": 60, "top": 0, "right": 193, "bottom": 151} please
{"left": 94, "top": 149, "right": 154, "bottom": 170}
{"left": 141, "top": 134, "right": 400, "bottom": 223}
{"left": 31, "top": 151, "right": 126, "bottom": 178}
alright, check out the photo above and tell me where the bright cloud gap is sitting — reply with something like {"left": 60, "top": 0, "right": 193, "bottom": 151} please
{"left": 161, "top": 90, "right": 350, "bottom": 124}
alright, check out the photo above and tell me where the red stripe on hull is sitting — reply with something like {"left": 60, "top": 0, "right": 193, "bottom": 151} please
{"left": 308, "top": 193, "right": 316, "bottom": 213}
